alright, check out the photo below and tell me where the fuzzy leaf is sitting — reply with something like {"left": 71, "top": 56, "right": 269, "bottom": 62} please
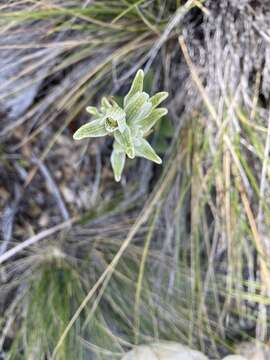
{"left": 73, "top": 119, "right": 107, "bottom": 139}
{"left": 113, "top": 140, "right": 124, "bottom": 152}
{"left": 101, "top": 97, "right": 111, "bottom": 108}
{"left": 150, "top": 92, "right": 168, "bottom": 108}
{"left": 134, "top": 138, "right": 162, "bottom": 164}
{"left": 110, "top": 146, "right": 126, "bottom": 182}
{"left": 100, "top": 97, "right": 112, "bottom": 114}
{"left": 86, "top": 106, "right": 99, "bottom": 116}
{"left": 124, "top": 69, "right": 144, "bottom": 106}
{"left": 125, "top": 92, "right": 150, "bottom": 122}
{"left": 136, "top": 108, "right": 168, "bottom": 133}
{"left": 130, "top": 126, "right": 144, "bottom": 139}
{"left": 134, "top": 101, "right": 152, "bottom": 122}
{"left": 114, "top": 127, "right": 135, "bottom": 159}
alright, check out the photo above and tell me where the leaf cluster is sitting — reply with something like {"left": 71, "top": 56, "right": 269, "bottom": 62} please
{"left": 73, "top": 70, "right": 168, "bottom": 181}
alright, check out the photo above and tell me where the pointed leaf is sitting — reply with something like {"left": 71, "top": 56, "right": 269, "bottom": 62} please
{"left": 124, "top": 69, "right": 144, "bottom": 106}
{"left": 86, "top": 106, "right": 99, "bottom": 116}
{"left": 134, "top": 101, "right": 152, "bottom": 123}
{"left": 100, "top": 97, "right": 112, "bottom": 114}
{"left": 150, "top": 92, "right": 168, "bottom": 108}
{"left": 114, "top": 127, "right": 135, "bottom": 159}
{"left": 110, "top": 146, "right": 126, "bottom": 182}
{"left": 134, "top": 138, "right": 162, "bottom": 164}
{"left": 101, "top": 97, "right": 112, "bottom": 109}
{"left": 73, "top": 119, "right": 107, "bottom": 140}
{"left": 125, "top": 92, "right": 150, "bottom": 122}
{"left": 136, "top": 108, "right": 168, "bottom": 133}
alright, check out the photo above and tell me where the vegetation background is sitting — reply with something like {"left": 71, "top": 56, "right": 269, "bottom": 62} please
{"left": 1, "top": 0, "right": 270, "bottom": 359}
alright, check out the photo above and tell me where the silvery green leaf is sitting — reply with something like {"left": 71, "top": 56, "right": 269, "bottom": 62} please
{"left": 101, "top": 97, "right": 112, "bottom": 108}
{"left": 105, "top": 102, "right": 126, "bottom": 133}
{"left": 114, "top": 127, "right": 135, "bottom": 159}
{"left": 100, "top": 97, "right": 112, "bottom": 114}
{"left": 73, "top": 119, "right": 107, "bottom": 140}
{"left": 110, "top": 145, "right": 126, "bottom": 182}
{"left": 86, "top": 106, "right": 99, "bottom": 116}
{"left": 113, "top": 140, "right": 124, "bottom": 152}
{"left": 137, "top": 108, "right": 168, "bottom": 133}
{"left": 150, "top": 92, "right": 168, "bottom": 108}
{"left": 125, "top": 92, "right": 150, "bottom": 122}
{"left": 124, "top": 69, "right": 144, "bottom": 107}
{"left": 126, "top": 96, "right": 152, "bottom": 123}
{"left": 130, "top": 126, "right": 144, "bottom": 138}
{"left": 135, "top": 101, "right": 152, "bottom": 122}
{"left": 134, "top": 138, "right": 162, "bottom": 164}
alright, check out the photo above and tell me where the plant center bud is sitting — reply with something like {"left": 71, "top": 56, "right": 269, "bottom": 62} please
{"left": 105, "top": 117, "right": 118, "bottom": 132}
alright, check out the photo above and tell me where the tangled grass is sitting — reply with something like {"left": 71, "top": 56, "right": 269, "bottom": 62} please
{"left": 1, "top": 0, "right": 270, "bottom": 359}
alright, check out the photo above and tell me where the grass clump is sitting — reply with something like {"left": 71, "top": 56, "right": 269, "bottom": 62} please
{"left": 4, "top": 248, "right": 85, "bottom": 360}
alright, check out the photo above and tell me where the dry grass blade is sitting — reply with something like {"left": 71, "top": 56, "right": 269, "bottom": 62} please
{"left": 179, "top": 34, "right": 270, "bottom": 296}
{"left": 0, "top": 218, "right": 77, "bottom": 265}
{"left": 52, "top": 143, "right": 184, "bottom": 358}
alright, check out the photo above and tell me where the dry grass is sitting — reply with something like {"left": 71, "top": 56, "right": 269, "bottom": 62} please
{"left": 1, "top": 0, "right": 270, "bottom": 359}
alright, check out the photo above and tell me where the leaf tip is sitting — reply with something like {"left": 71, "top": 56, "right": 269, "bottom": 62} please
{"left": 73, "top": 131, "right": 81, "bottom": 140}
{"left": 163, "top": 92, "right": 169, "bottom": 100}
{"left": 127, "top": 150, "right": 135, "bottom": 159}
